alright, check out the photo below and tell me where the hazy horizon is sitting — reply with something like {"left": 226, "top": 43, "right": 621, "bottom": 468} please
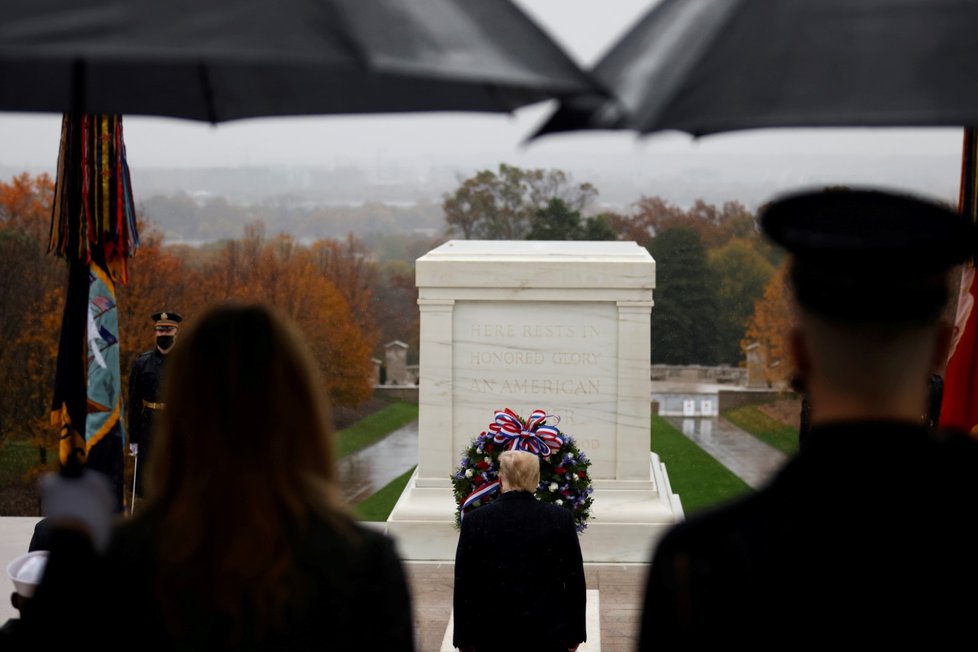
{"left": 0, "top": 0, "right": 965, "bottom": 208}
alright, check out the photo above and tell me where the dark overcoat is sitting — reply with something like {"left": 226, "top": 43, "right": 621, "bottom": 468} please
{"left": 453, "top": 490, "right": 586, "bottom": 652}
{"left": 128, "top": 349, "right": 166, "bottom": 494}
{"left": 640, "top": 421, "right": 978, "bottom": 648}
{"left": 11, "top": 515, "right": 414, "bottom": 650}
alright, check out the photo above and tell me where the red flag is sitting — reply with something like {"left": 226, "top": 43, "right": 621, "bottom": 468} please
{"left": 939, "top": 128, "right": 978, "bottom": 434}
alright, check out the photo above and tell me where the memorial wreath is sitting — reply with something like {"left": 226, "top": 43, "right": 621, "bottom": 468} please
{"left": 451, "top": 408, "right": 594, "bottom": 532}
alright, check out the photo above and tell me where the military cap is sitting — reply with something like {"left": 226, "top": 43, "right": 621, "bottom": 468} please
{"left": 760, "top": 188, "right": 978, "bottom": 323}
{"left": 152, "top": 311, "right": 183, "bottom": 327}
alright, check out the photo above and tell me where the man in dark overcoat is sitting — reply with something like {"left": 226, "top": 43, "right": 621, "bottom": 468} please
{"left": 640, "top": 189, "right": 978, "bottom": 647}
{"left": 453, "top": 450, "right": 586, "bottom": 652}
{"left": 127, "top": 310, "right": 182, "bottom": 497}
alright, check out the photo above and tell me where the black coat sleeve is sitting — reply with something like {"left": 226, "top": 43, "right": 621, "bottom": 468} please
{"left": 452, "top": 517, "right": 478, "bottom": 648}
{"left": 638, "top": 532, "right": 691, "bottom": 650}
{"left": 358, "top": 533, "right": 415, "bottom": 651}
{"left": 559, "top": 512, "right": 587, "bottom": 645}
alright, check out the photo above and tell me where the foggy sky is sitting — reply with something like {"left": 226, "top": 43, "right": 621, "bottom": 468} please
{"left": 0, "top": 0, "right": 963, "bottom": 206}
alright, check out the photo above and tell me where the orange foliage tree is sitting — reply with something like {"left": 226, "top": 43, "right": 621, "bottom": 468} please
{"left": 189, "top": 224, "right": 377, "bottom": 408}
{"left": 1, "top": 177, "right": 379, "bottom": 461}
{"left": 606, "top": 196, "right": 758, "bottom": 251}
{"left": 742, "top": 263, "right": 795, "bottom": 386}
{"left": 0, "top": 173, "right": 63, "bottom": 451}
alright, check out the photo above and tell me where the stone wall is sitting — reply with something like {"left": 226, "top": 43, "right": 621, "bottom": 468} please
{"left": 650, "top": 364, "right": 746, "bottom": 385}
{"left": 717, "top": 388, "right": 787, "bottom": 411}
{"left": 374, "top": 386, "right": 420, "bottom": 403}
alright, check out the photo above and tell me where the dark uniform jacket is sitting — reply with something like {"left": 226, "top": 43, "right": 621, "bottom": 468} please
{"left": 12, "top": 514, "right": 414, "bottom": 651}
{"left": 640, "top": 421, "right": 978, "bottom": 648}
{"left": 128, "top": 349, "right": 166, "bottom": 491}
{"left": 454, "top": 490, "right": 586, "bottom": 652}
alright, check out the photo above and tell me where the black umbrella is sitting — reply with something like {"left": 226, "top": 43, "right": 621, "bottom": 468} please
{"left": 537, "top": 0, "right": 978, "bottom": 137}
{"left": 1, "top": 0, "right": 598, "bottom": 122}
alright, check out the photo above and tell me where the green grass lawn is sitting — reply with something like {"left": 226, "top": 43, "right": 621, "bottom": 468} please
{"left": 651, "top": 415, "right": 751, "bottom": 515}
{"left": 335, "top": 400, "right": 419, "bottom": 458}
{"left": 723, "top": 404, "right": 800, "bottom": 456}
{"left": 353, "top": 466, "right": 416, "bottom": 521}
{"left": 0, "top": 439, "right": 47, "bottom": 486}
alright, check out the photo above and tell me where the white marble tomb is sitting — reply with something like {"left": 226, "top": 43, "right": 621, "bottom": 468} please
{"left": 386, "top": 240, "right": 683, "bottom": 562}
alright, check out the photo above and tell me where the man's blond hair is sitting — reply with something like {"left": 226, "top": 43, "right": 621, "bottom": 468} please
{"left": 499, "top": 450, "right": 540, "bottom": 492}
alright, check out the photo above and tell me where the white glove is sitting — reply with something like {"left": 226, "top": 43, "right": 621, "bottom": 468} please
{"left": 40, "top": 470, "right": 115, "bottom": 553}
{"left": 129, "top": 443, "right": 138, "bottom": 456}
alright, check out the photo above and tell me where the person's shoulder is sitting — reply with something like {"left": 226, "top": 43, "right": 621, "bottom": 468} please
{"left": 533, "top": 497, "right": 576, "bottom": 523}
{"left": 303, "top": 515, "right": 402, "bottom": 562}
{"left": 349, "top": 520, "right": 398, "bottom": 550}
{"left": 932, "top": 429, "right": 978, "bottom": 483}
{"left": 132, "top": 350, "right": 154, "bottom": 367}
{"left": 653, "top": 483, "right": 778, "bottom": 563}
{"left": 936, "top": 428, "right": 978, "bottom": 452}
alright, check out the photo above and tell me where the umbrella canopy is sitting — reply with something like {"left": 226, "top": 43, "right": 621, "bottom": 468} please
{"left": 537, "top": 0, "right": 978, "bottom": 137}
{"left": 1, "top": 0, "right": 598, "bottom": 122}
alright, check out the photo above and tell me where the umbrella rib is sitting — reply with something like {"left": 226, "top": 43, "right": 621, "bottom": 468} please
{"left": 196, "top": 63, "right": 218, "bottom": 124}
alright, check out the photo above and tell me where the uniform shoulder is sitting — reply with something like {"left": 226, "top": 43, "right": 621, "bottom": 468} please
{"left": 934, "top": 429, "right": 978, "bottom": 477}
{"left": 653, "top": 487, "right": 773, "bottom": 562}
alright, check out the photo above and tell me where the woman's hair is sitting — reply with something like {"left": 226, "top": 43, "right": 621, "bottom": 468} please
{"left": 144, "top": 303, "right": 350, "bottom": 641}
{"left": 498, "top": 450, "right": 540, "bottom": 492}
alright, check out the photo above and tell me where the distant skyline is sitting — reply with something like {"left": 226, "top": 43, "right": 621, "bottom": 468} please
{"left": 0, "top": 0, "right": 964, "bottom": 207}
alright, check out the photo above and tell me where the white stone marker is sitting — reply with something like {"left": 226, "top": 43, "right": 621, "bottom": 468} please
{"left": 386, "top": 240, "right": 683, "bottom": 562}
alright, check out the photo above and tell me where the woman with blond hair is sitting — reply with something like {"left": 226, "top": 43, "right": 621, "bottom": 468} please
{"left": 14, "top": 303, "right": 414, "bottom": 650}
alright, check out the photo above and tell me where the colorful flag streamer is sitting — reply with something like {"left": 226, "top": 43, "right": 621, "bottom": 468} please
{"left": 49, "top": 114, "right": 139, "bottom": 284}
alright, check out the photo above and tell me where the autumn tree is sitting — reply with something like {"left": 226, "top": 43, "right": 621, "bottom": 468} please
{"left": 709, "top": 238, "right": 776, "bottom": 364}
{"left": 372, "top": 259, "right": 420, "bottom": 363}
{"left": 191, "top": 225, "right": 377, "bottom": 408}
{"left": 742, "top": 263, "right": 794, "bottom": 386}
{"left": 0, "top": 173, "right": 62, "bottom": 449}
{"left": 525, "top": 198, "right": 617, "bottom": 241}
{"left": 607, "top": 196, "right": 758, "bottom": 251}
{"left": 648, "top": 227, "right": 722, "bottom": 365}
{"left": 605, "top": 196, "right": 684, "bottom": 248}
{"left": 310, "top": 233, "right": 377, "bottom": 334}
{"left": 442, "top": 164, "right": 598, "bottom": 239}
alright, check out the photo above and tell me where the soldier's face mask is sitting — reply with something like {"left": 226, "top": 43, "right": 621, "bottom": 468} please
{"left": 155, "top": 326, "right": 177, "bottom": 353}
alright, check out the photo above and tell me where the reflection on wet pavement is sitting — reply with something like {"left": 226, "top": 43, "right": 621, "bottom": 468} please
{"left": 664, "top": 416, "right": 788, "bottom": 489}
{"left": 339, "top": 414, "right": 786, "bottom": 503}
{"left": 339, "top": 421, "right": 418, "bottom": 504}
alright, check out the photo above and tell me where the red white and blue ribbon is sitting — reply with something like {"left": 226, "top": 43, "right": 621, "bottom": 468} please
{"left": 488, "top": 408, "right": 563, "bottom": 459}
{"left": 460, "top": 479, "right": 501, "bottom": 517}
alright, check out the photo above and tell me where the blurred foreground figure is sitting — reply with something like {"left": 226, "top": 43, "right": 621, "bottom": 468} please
{"left": 640, "top": 189, "right": 978, "bottom": 647}
{"left": 16, "top": 304, "right": 414, "bottom": 650}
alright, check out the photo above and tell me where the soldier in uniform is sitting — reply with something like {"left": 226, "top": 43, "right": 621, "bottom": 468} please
{"left": 640, "top": 189, "right": 978, "bottom": 647}
{"left": 128, "top": 310, "right": 182, "bottom": 497}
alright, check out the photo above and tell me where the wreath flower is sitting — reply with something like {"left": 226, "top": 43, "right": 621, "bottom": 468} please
{"left": 451, "top": 408, "right": 594, "bottom": 532}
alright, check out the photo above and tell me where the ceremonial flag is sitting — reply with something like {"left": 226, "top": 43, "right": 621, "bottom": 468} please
{"left": 939, "top": 128, "right": 978, "bottom": 435}
{"left": 49, "top": 114, "right": 138, "bottom": 508}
